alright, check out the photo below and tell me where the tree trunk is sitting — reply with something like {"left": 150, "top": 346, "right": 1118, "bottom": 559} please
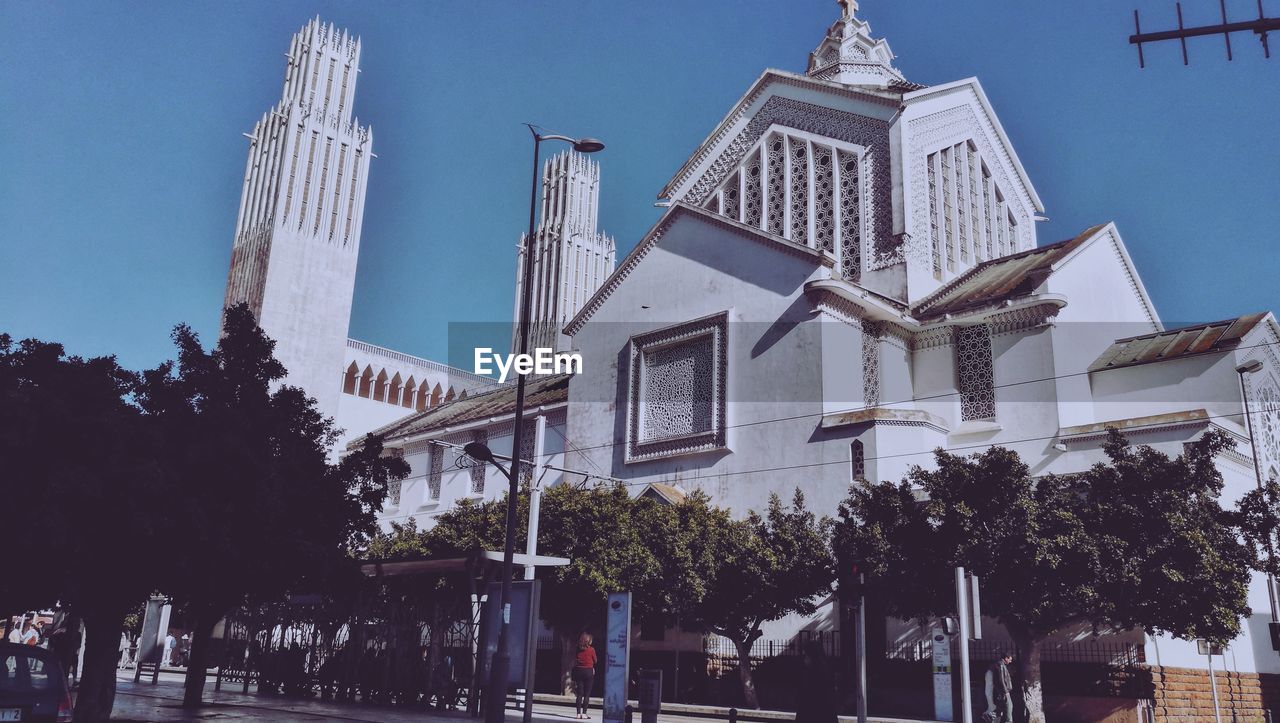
{"left": 732, "top": 639, "right": 760, "bottom": 710}
{"left": 181, "top": 609, "right": 221, "bottom": 708}
{"left": 74, "top": 607, "right": 126, "bottom": 723}
{"left": 558, "top": 631, "right": 576, "bottom": 696}
{"left": 1013, "top": 634, "right": 1045, "bottom": 723}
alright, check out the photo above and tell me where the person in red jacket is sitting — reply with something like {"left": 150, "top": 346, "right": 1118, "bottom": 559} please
{"left": 572, "top": 632, "right": 597, "bottom": 719}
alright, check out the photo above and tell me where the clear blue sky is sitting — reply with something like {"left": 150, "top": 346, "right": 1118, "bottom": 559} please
{"left": 1, "top": 0, "right": 1276, "bottom": 372}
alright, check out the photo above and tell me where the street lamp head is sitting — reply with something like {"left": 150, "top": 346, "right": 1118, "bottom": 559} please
{"left": 572, "top": 138, "right": 605, "bottom": 153}
{"left": 1238, "top": 359, "right": 1265, "bottom": 375}
{"left": 463, "top": 441, "right": 496, "bottom": 463}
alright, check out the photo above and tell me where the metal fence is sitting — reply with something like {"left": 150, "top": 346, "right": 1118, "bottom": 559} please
{"left": 704, "top": 630, "right": 841, "bottom": 677}
{"left": 886, "top": 636, "right": 1145, "bottom": 666}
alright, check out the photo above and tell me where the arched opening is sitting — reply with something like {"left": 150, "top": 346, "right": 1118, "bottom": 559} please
{"left": 388, "top": 373, "right": 403, "bottom": 406}
{"left": 358, "top": 366, "right": 374, "bottom": 398}
{"left": 444, "top": 387, "right": 456, "bottom": 403}
{"left": 342, "top": 361, "right": 359, "bottom": 395}
{"left": 458, "top": 389, "right": 468, "bottom": 400}
{"left": 401, "top": 377, "right": 417, "bottom": 409}
{"left": 430, "top": 384, "right": 443, "bottom": 407}
{"left": 416, "top": 384, "right": 430, "bottom": 411}
{"left": 373, "top": 369, "right": 389, "bottom": 402}
{"left": 850, "top": 440, "right": 865, "bottom": 482}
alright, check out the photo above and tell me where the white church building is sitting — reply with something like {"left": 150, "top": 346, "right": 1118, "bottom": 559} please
{"left": 218, "top": 7, "right": 1280, "bottom": 720}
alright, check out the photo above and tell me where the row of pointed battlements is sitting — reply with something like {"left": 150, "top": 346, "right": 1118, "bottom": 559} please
{"left": 298, "top": 16, "right": 360, "bottom": 59}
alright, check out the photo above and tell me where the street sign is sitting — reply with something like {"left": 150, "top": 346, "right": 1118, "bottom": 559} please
{"left": 604, "top": 593, "right": 632, "bottom": 723}
{"left": 932, "top": 628, "right": 954, "bottom": 722}
{"left": 1196, "top": 639, "right": 1225, "bottom": 656}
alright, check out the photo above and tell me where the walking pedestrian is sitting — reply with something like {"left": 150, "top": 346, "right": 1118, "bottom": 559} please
{"left": 571, "top": 632, "right": 596, "bottom": 720}
{"left": 983, "top": 653, "right": 1014, "bottom": 723}
{"left": 118, "top": 632, "right": 131, "bottom": 669}
{"left": 162, "top": 632, "right": 176, "bottom": 667}
{"left": 794, "top": 640, "right": 838, "bottom": 723}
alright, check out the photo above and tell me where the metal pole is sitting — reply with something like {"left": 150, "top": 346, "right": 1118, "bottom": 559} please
{"left": 1239, "top": 369, "right": 1280, "bottom": 622}
{"left": 485, "top": 128, "right": 542, "bottom": 723}
{"left": 955, "top": 567, "right": 973, "bottom": 723}
{"left": 524, "top": 415, "right": 547, "bottom": 581}
{"left": 1208, "top": 650, "right": 1223, "bottom": 723}
{"left": 855, "top": 574, "right": 867, "bottom": 723}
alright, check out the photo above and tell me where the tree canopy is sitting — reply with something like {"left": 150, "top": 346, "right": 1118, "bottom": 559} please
{"left": 833, "top": 430, "right": 1256, "bottom": 723}
{"left": 135, "top": 304, "right": 408, "bottom": 706}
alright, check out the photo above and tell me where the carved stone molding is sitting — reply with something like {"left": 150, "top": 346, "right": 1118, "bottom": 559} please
{"left": 989, "top": 303, "right": 1061, "bottom": 337}
{"left": 912, "top": 325, "right": 955, "bottom": 351}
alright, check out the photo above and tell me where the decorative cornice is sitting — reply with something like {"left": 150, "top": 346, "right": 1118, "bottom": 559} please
{"left": 912, "top": 326, "right": 955, "bottom": 351}
{"left": 880, "top": 321, "right": 914, "bottom": 352}
{"left": 821, "top": 407, "right": 951, "bottom": 435}
{"left": 988, "top": 303, "right": 1061, "bottom": 337}
{"left": 812, "top": 288, "right": 866, "bottom": 326}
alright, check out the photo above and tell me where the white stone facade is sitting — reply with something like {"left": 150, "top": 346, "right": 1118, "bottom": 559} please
{"left": 224, "top": 19, "right": 373, "bottom": 421}
{"left": 555, "top": 3, "right": 1280, "bottom": 678}
{"left": 221, "top": 19, "right": 490, "bottom": 452}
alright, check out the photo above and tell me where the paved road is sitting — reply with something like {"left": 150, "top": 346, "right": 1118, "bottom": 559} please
{"left": 109, "top": 671, "right": 934, "bottom": 723}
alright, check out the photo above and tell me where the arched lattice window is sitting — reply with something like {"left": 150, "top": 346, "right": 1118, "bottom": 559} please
{"left": 850, "top": 440, "right": 866, "bottom": 482}
{"left": 928, "top": 141, "right": 1015, "bottom": 281}
{"left": 708, "top": 129, "right": 864, "bottom": 275}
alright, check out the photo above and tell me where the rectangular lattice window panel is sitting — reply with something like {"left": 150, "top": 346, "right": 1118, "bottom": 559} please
{"left": 956, "top": 324, "right": 996, "bottom": 421}
{"left": 427, "top": 443, "right": 444, "bottom": 501}
{"left": 627, "top": 312, "right": 728, "bottom": 463}
{"left": 469, "top": 430, "right": 487, "bottom": 495}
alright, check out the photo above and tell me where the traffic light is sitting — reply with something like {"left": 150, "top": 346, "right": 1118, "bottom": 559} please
{"left": 845, "top": 563, "right": 866, "bottom": 598}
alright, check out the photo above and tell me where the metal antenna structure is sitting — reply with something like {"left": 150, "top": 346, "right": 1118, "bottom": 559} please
{"left": 1131, "top": 0, "right": 1278, "bottom": 67}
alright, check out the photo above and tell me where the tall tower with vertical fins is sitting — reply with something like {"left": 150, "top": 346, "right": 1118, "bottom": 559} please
{"left": 512, "top": 151, "right": 615, "bottom": 354}
{"left": 223, "top": 18, "right": 372, "bottom": 420}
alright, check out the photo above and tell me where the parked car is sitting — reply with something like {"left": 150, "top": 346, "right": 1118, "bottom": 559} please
{"left": 0, "top": 642, "right": 73, "bottom": 722}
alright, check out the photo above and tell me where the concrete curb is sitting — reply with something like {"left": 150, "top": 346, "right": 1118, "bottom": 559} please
{"left": 528, "top": 693, "right": 941, "bottom": 723}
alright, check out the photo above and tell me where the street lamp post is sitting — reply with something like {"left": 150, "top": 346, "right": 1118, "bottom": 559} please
{"left": 1237, "top": 359, "right": 1280, "bottom": 625}
{"left": 478, "top": 126, "right": 604, "bottom": 723}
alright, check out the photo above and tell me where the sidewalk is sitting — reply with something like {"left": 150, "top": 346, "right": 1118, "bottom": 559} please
{"left": 110, "top": 672, "right": 937, "bottom": 723}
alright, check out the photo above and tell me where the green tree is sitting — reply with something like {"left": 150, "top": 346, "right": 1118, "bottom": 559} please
{"left": 135, "top": 304, "right": 408, "bottom": 708}
{"left": 0, "top": 334, "right": 164, "bottom": 722}
{"left": 536, "top": 483, "right": 671, "bottom": 691}
{"left": 681, "top": 490, "right": 834, "bottom": 709}
{"left": 834, "top": 430, "right": 1255, "bottom": 723}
